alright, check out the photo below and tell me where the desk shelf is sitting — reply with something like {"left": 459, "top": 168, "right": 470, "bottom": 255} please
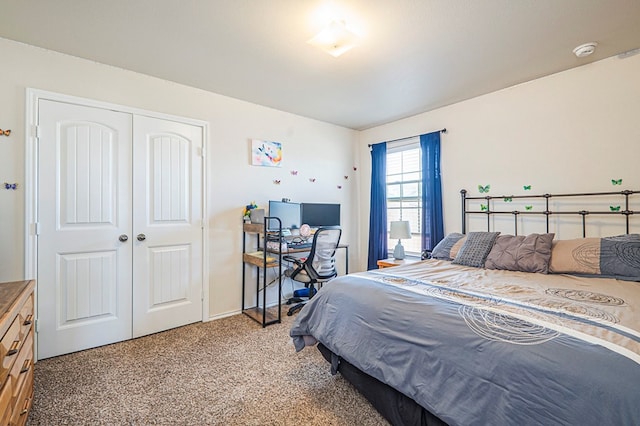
{"left": 241, "top": 219, "right": 282, "bottom": 327}
{"left": 243, "top": 251, "right": 278, "bottom": 268}
{"left": 242, "top": 306, "right": 282, "bottom": 325}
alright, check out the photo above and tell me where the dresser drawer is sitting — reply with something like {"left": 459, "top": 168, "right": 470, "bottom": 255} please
{"left": 17, "top": 296, "right": 33, "bottom": 342}
{"left": 8, "top": 367, "right": 32, "bottom": 426}
{"left": 0, "top": 379, "right": 11, "bottom": 426}
{"left": 8, "top": 331, "right": 32, "bottom": 406}
{"left": 0, "top": 318, "right": 21, "bottom": 385}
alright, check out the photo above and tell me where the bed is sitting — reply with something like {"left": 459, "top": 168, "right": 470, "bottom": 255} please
{"left": 289, "top": 189, "right": 640, "bottom": 425}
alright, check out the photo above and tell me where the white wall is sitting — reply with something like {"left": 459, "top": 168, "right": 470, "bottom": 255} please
{"left": 0, "top": 38, "right": 358, "bottom": 318}
{"left": 357, "top": 54, "right": 640, "bottom": 270}
{"left": 4, "top": 36, "right": 640, "bottom": 315}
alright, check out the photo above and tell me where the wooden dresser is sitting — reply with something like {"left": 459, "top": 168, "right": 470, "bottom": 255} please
{"left": 0, "top": 280, "right": 35, "bottom": 426}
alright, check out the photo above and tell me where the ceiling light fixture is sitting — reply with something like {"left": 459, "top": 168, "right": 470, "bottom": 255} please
{"left": 308, "top": 20, "right": 358, "bottom": 57}
{"left": 573, "top": 42, "right": 598, "bottom": 58}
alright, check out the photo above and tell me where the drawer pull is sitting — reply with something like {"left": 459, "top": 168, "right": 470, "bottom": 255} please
{"left": 7, "top": 340, "right": 20, "bottom": 356}
{"left": 23, "top": 314, "right": 33, "bottom": 326}
{"left": 19, "top": 397, "right": 30, "bottom": 415}
{"left": 20, "top": 359, "right": 31, "bottom": 374}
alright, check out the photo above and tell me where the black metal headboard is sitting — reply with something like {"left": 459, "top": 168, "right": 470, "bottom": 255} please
{"left": 461, "top": 189, "right": 639, "bottom": 237}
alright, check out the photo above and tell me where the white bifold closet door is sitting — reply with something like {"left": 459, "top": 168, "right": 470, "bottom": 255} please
{"left": 37, "top": 100, "right": 203, "bottom": 360}
{"left": 131, "top": 115, "right": 203, "bottom": 338}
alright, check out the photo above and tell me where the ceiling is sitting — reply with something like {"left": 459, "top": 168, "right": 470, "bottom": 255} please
{"left": 1, "top": 1, "right": 639, "bottom": 130}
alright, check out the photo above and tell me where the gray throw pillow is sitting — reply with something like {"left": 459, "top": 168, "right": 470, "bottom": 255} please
{"left": 485, "top": 233, "right": 555, "bottom": 273}
{"left": 452, "top": 232, "right": 500, "bottom": 268}
{"left": 431, "top": 233, "right": 465, "bottom": 260}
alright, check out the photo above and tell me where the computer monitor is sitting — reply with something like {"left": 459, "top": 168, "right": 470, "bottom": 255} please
{"left": 300, "top": 203, "right": 340, "bottom": 228}
{"left": 267, "top": 201, "right": 301, "bottom": 231}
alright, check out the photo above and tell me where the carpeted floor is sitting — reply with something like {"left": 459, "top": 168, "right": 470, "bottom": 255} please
{"left": 27, "top": 310, "right": 388, "bottom": 425}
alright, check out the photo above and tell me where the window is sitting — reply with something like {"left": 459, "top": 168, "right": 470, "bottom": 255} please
{"left": 386, "top": 138, "right": 421, "bottom": 255}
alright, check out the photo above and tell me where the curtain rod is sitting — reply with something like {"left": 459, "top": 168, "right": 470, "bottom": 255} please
{"left": 367, "top": 128, "right": 447, "bottom": 147}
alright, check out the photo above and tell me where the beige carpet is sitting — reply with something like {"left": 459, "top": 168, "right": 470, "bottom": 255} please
{"left": 27, "top": 310, "right": 388, "bottom": 426}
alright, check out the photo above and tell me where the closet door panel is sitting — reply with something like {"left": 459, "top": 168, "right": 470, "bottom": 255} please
{"left": 37, "top": 100, "right": 133, "bottom": 359}
{"left": 132, "top": 116, "right": 203, "bottom": 338}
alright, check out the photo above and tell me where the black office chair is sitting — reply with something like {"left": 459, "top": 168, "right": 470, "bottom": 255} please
{"left": 283, "top": 226, "right": 342, "bottom": 316}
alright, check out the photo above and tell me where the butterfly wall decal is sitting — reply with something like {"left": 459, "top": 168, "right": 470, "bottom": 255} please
{"left": 337, "top": 185, "right": 342, "bottom": 189}
{"left": 478, "top": 184, "right": 490, "bottom": 193}
{"left": 309, "top": 178, "right": 316, "bottom": 183}
{"left": 4, "top": 182, "right": 17, "bottom": 190}
{"left": 353, "top": 166, "right": 358, "bottom": 171}
{"left": 503, "top": 197, "right": 513, "bottom": 202}
{"left": 344, "top": 175, "right": 349, "bottom": 180}
{"left": 525, "top": 205, "right": 533, "bottom": 211}
{"left": 273, "top": 179, "right": 281, "bottom": 185}
{"left": 610, "top": 205, "right": 621, "bottom": 212}
{"left": 480, "top": 204, "right": 488, "bottom": 211}
{"left": 0, "top": 129, "right": 11, "bottom": 136}
{"left": 290, "top": 170, "right": 298, "bottom": 175}
{"left": 523, "top": 185, "right": 531, "bottom": 190}
{"left": 611, "top": 179, "right": 622, "bottom": 186}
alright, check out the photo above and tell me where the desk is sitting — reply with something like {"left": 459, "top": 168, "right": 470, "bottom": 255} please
{"left": 377, "top": 257, "right": 421, "bottom": 269}
{"left": 242, "top": 220, "right": 347, "bottom": 327}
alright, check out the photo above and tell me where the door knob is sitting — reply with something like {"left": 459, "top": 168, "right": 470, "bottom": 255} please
{"left": 137, "top": 233, "right": 146, "bottom": 241}
{"left": 119, "top": 234, "right": 129, "bottom": 242}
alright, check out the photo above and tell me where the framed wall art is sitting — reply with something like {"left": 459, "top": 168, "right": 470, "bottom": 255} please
{"left": 251, "top": 139, "right": 282, "bottom": 167}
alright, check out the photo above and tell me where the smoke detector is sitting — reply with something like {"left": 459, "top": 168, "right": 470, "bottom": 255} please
{"left": 573, "top": 42, "right": 598, "bottom": 58}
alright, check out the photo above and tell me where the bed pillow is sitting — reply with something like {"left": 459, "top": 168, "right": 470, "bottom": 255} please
{"left": 485, "top": 233, "right": 555, "bottom": 273}
{"left": 449, "top": 236, "right": 467, "bottom": 260}
{"left": 549, "top": 234, "right": 640, "bottom": 281}
{"left": 549, "top": 237, "right": 600, "bottom": 275}
{"left": 452, "top": 232, "right": 500, "bottom": 268}
{"left": 431, "top": 233, "right": 465, "bottom": 260}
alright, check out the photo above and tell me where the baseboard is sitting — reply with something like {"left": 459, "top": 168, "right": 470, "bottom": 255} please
{"left": 208, "top": 299, "right": 287, "bottom": 322}
{"left": 207, "top": 310, "right": 241, "bottom": 322}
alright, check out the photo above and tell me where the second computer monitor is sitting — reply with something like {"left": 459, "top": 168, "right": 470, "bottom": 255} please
{"left": 267, "top": 201, "right": 301, "bottom": 231}
{"left": 300, "top": 203, "right": 340, "bottom": 228}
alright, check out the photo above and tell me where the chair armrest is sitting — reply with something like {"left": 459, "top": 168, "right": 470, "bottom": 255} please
{"left": 283, "top": 255, "right": 303, "bottom": 265}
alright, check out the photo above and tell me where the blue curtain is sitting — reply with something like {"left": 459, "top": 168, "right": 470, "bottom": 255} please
{"left": 420, "top": 132, "right": 444, "bottom": 251}
{"left": 367, "top": 142, "right": 388, "bottom": 270}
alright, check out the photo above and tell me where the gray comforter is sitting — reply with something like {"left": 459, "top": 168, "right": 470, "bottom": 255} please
{"left": 290, "top": 260, "right": 640, "bottom": 426}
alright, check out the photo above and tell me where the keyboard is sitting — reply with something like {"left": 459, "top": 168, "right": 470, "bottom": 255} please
{"left": 288, "top": 242, "right": 312, "bottom": 250}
